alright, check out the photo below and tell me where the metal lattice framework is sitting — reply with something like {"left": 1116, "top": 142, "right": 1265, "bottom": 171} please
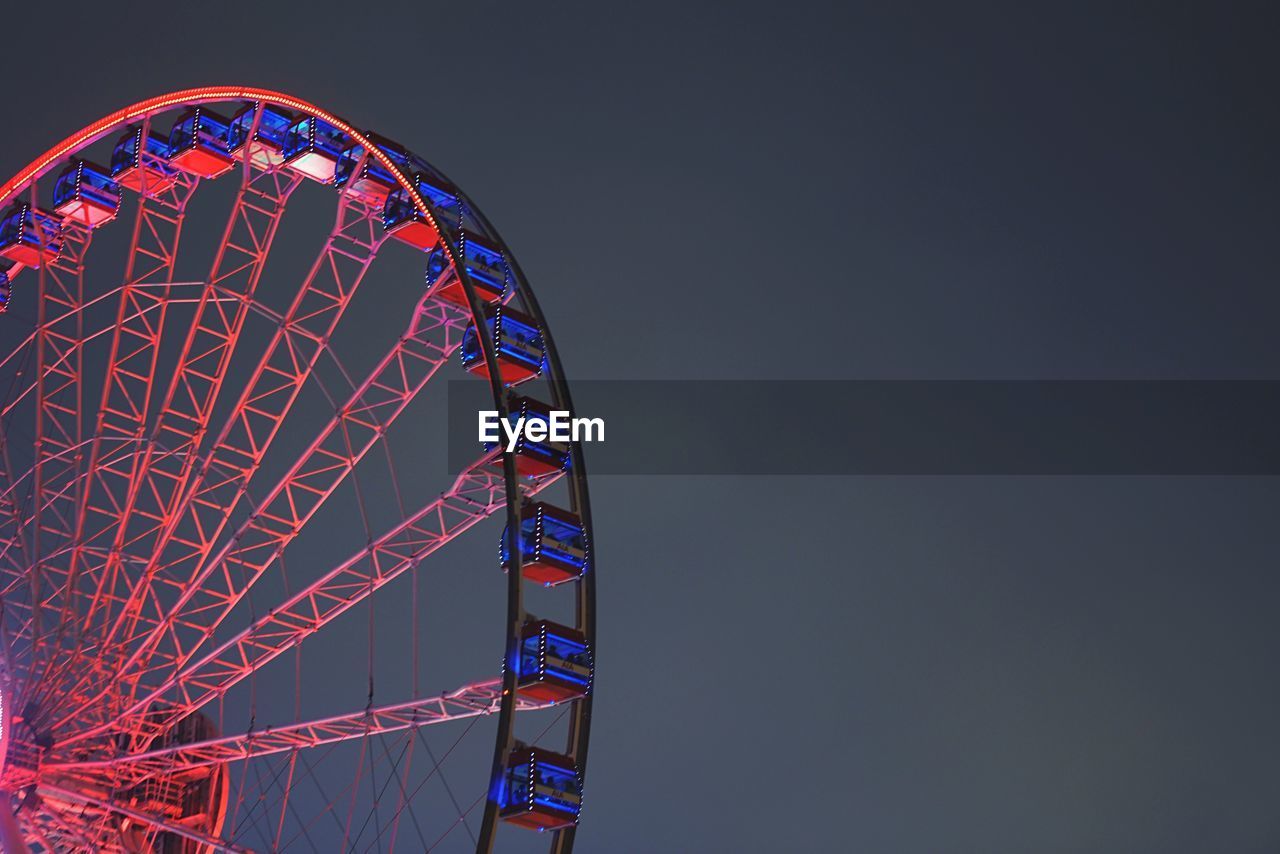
{"left": 0, "top": 87, "right": 596, "bottom": 853}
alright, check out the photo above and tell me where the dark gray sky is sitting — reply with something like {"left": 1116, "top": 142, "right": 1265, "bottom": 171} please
{"left": 3, "top": 2, "right": 1280, "bottom": 850}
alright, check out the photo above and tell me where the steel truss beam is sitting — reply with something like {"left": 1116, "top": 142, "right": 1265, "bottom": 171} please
{"left": 166, "top": 460, "right": 525, "bottom": 706}
{"left": 103, "top": 286, "right": 469, "bottom": 688}
{"left": 54, "top": 278, "right": 470, "bottom": 743}
{"left": 48, "top": 679, "right": 547, "bottom": 783}
{"left": 31, "top": 170, "right": 200, "bottom": 700}
{"left": 53, "top": 277, "right": 476, "bottom": 742}
{"left": 28, "top": 218, "right": 94, "bottom": 686}
{"left": 0, "top": 286, "right": 239, "bottom": 633}
{"left": 0, "top": 281, "right": 210, "bottom": 423}
{"left": 79, "top": 449, "right": 558, "bottom": 751}
{"left": 108, "top": 191, "right": 386, "bottom": 710}
{"left": 47, "top": 167, "right": 300, "bottom": 726}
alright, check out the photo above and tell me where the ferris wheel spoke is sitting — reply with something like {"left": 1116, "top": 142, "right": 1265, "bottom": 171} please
{"left": 0, "top": 454, "right": 107, "bottom": 648}
{"left": 351, "top": 731, "right": 415, "bottom": 852}
{"left": 34, "top": 176, "right": 200, "bottom": 699}
{"left": 69, "top": 289, "right": 472, "bottom": 728}
{"left": 37, "top": 781, "right": 251, "bottom": 854}
{"left": 29, "top": 220, "right": 94, "bottom": 681}
{"left": 0, "top": 358, "right": 37, "bottom": 629}
{"left": 0, "top": 431, "right": 30, "bottom": 582}
{"left": 60, "top": 166, "right": 300, "bottom": 709}
{"left": 381, "top": 729, "right": 420, "bottom": 852}
{"left": 45, "top": 192, "right": 389, "bottom": 737}
{"left": 0, "top": 297, "right": 228, "bottom": 613}
{"left": 159, "top": 458, "right": 552, "bottom": 715}
{"left": 281, "top": 742, "right": 355, "bottom": 848}
{"left": 66, "top": 455, "right": 557, "bottom": 750}
{"left": 235, "top": 751, "right": 302, "bottom": 853}
{"left": 0, "top": 281, "right": 215, "bottom": 427}
{"left": 318, "top": 710, "right": 484, "bottom": 854}
{"left": 0, "top": 443, "right": 138, "bottom": 659}
{"left": 47, "top": 677, "right": 542, "bottom": 785}
{"left": 106, "top": 193, "right": 386, "bottom": 706}
{"left": 268, "top": 745, "right": 301, "bottom": 851}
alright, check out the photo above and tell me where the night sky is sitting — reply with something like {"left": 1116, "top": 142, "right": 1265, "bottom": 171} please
{"left": 4, "top": 2, "right": 1280, "bottom": 850}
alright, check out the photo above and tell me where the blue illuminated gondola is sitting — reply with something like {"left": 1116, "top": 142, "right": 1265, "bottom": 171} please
{"left": 501, "top": 502, "right": 586, "bottom": 584}
{"left": 499, "top": 745, "right": 582, "bottom": 831}
{"left": 415, "top": 171, "right": 461, "bottom": 223}
{"left": 0, "top": 205, "right": 61, "bottom": 268}
{"left": 53, "top": 160, "right": 120, "bottom": 227}
{"left": 334, "top": 132, "right": 412, "bottom": 205}
{"left": 423, "top": 246, "right": 451, "bottom": 295}
{"left": 514, "top": 620, "right": 592, "bottom": 703}
{"left": 110, "top": 126, "right": 177, "bottom": 193}
{"left": 485, "top": 397, "right": 571, "bottom": 477}
{"left": 227, "top": 102, "right": 295, "bottom": 168}
{"left": 457, "top": 234, "right": 508, "bottom": 304}
{"left": 167, "top": 108, "right": 235, "bottom": 178}
{"left": 460, "top": 306, "right": 544, "bottom": 385}
{"left": 416, "top": 233, "right": 508, "bottom": 306}
{"left": 382, "top": 171, "right": 461, "bottom": 251}
{"left": 282, "top": 116, "right": 351, "bottom": 184}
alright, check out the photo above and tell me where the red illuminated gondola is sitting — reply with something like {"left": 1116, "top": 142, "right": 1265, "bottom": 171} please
{"left": 502, "top": 501, "right": 587, "bottom": 584}
{"left": 0, "top": 204, "right": 61, "bottom": 267}
{"left": 499, "top": 745, "right": 583, "bottom": 831}
{"left": 52, "top": 160, "right": 120, "bottom": 227}
{"left": 167, "top": 108, "right": 235, "bottom": 178}
{"left": 515, "top": 620, "right": 592, "bottom": 703}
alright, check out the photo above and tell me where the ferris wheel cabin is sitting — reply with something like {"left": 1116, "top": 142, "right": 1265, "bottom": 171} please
{"left": 334, "top": 132, "right": 412, "bottom": 205}
{"left": 499, "top": 745, "right": 583, "bottom": 831}
{"left": 283, "top": 115, "right": 352, "bottom": 184}
{"left": 52, "top": 160, "right": 121, "bottom": 227}
{"left": 420, "top": 233, "right": 508, "bottom": 306}
{"left": 110, "top": 125, "right": 177, "bottom": 193}
{"left": 227, "top": 101, "right": 295, "bottom": 169}
{"left": 488, "top": 396, "right": 572, "bottom": 476}
{"left": 383, "top": 172, "right": 461, "bottom": 251}
{"left": 0, "top": 204, "right": 61, "bottom": 268}
{"left": 458, "top": 234, "right": 508, "bottom": 303}
{"left": 461, "top": 305, "right": 545, "bottom": 385}
{"left": 422, "top": 246, "right": 453, "bottom": 299}
{"left": 502, "top": 502, "right": 587, "bottom": 585}
{"left": 516, "top": 620, "right": 592, "bottom": 703}
{"left": 167, "top": 108, "right": 235, "bottom": 178}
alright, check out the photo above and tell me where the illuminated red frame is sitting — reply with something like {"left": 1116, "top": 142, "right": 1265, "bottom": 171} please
{"left": 0, "top": 87, "right": 454, "bottom": 278}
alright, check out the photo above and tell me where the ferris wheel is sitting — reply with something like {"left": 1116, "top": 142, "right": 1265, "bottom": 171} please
{"left": 0, "top": 87, "right": 595, "bottom": 852}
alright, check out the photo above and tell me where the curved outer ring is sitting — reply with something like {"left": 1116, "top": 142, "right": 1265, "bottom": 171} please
{"left": 0, "top": 86, "right": 595, "bottom": 853}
